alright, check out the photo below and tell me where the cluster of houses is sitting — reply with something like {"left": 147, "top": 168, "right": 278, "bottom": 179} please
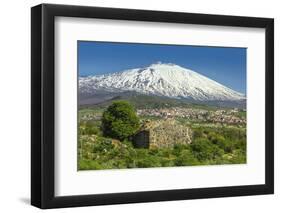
{"left": 137, "top": 107, "right": 246, "bottom": 125}
{"left": 80, "top": 113, "right": 101, "bottom": 122}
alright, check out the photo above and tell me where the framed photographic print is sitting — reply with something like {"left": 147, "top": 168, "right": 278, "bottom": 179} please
{"left": 31, "top": 3, "right": 274, "bottom": 209}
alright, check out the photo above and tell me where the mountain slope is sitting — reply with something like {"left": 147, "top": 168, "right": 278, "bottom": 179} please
{"left": 79, "top": 62, "right": 245, "bottom": 101}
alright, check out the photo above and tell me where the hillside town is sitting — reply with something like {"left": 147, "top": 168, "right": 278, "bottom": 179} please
{"left": 137, "top": 107, "right": 246, "bottom": 125}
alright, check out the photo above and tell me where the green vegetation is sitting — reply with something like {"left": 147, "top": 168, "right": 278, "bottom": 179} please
{"left": 78, "top": 127, "right": 246, "bottom": 170}
{"left": 78, "top": 112, "right": 246, "bottom": 170}
{"left": 101, "top": 101, "right": 140, "bottom": 140}
{"left": 78, "top": 100, "right": 246, "bottom": 170}
{"left": 79, "top": 135, "right": 199, "bottom": 170}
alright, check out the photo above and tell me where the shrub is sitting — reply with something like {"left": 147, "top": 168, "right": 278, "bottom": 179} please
{"left": 174, "top": 149, "right": 200, "bottom": 166}
{"left": 208, "top": 132, "right": 231, "bottom": 152}
{"left": 102, "top": 101, "right": 140, "bottom": 140}
{"left": 193, "top": 128, "right": 204, "bottom": 138}
{"left": 190, "top": 138, "right": 224, "bottom": 162}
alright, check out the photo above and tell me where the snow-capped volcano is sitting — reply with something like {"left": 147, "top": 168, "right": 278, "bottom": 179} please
{"left": 79, "top": 62, "right": 245, "bottom": 101}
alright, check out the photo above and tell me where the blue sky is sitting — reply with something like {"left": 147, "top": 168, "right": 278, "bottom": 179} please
{"left": 78, "top": 41, "right": 246, "bottom": 94}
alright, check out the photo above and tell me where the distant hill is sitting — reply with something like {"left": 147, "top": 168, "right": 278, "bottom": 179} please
{"left": 79, "top": 91, "right": 246, "bottom": 110}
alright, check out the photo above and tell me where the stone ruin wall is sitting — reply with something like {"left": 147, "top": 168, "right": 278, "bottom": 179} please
{"left": 141, "top": 119, "right": 192, "bottom": 149}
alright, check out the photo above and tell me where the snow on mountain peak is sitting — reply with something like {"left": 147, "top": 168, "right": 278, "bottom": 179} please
{"left": 79, "top": 63, "right": 246, "bottom": 101}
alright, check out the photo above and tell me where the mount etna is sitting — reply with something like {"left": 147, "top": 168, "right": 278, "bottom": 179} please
{"left": 79, "top": 62, "right": 246, "bottom": 108}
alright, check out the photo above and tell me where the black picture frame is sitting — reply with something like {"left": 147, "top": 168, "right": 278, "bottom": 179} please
{"left": 31, "top": 3, "right": 274, "bottom": 209}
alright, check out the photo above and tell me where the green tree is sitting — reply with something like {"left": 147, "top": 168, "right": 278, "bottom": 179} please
{"left": 102, "top": 101, "right": 140, "bottom": 140}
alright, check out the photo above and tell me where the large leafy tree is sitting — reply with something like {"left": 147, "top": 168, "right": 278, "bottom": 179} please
{"left": 102, "top": 101, "right": 140, "bottom": 140}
